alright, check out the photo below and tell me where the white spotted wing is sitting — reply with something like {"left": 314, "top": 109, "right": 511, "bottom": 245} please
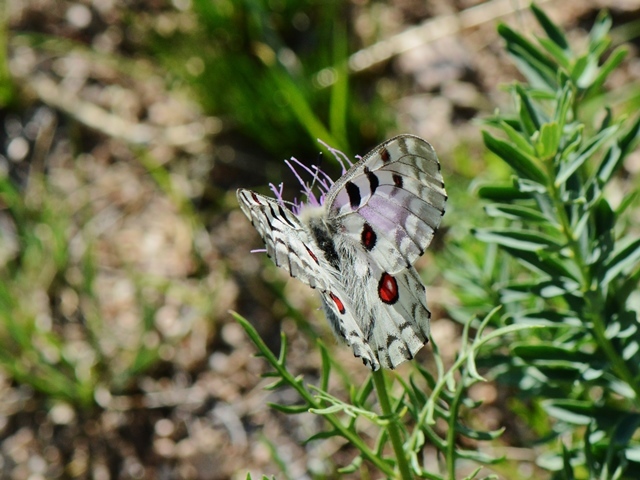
{"left": 236, "top": 189, "right": 336, "bottom": 292}
{"left": 237, "top": 135, "right": 447, "bottom": 370}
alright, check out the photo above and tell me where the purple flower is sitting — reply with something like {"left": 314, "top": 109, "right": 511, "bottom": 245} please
{"left": 269, "top": 140, "right": 355, "bottom": 215}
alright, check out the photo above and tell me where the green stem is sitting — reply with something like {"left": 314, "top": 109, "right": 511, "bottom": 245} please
{"left": 233, "top": 313, "right": 395, "bottom": 476}
{"left": 407, "top": 321, "right": 536, "bottom": 453}
{"left": 372, "top": 369, "right": 413, "bottom": 480}
{"left": 445, "top": 377, "right": 466, "bottom": 477}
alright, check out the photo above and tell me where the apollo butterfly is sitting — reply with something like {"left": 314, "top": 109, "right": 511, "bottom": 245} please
{"left": 237, "top": 135, "right": 447, "bottom": 370}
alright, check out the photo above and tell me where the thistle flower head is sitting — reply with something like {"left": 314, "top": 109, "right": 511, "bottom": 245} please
{"left": 269, "top": 140, "right": 354, "bottom": 215}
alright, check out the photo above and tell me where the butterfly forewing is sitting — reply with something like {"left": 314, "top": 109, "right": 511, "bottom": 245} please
{"left": 327, "top": 135, "right": 447, "bottom": 274}
{"left": 236, "top": 189, "right": 335, "bottom": 292}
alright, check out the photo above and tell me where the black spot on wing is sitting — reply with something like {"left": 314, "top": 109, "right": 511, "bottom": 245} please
{"left": 268, "top": 204, "right": 279, "bottom": 224}
{"left": 363, "top": 318, "right": 374, "bottom": 342}
{"left": 361, "top": 357, "right": 376, "bottom": 370}
{"left": 264, "top": 216, "right": 281, "bottom": 233}
{"left": 364, "top": 167, "right": 379, "bottom": 196}
{"left": 380, "top": 147, "right": 391, "bottom": 163}
{"left": 398, "top": 322, "right": 413, "bottom": 331}
{"left": 309, "top": 221, "right": 340, "bottom": 269}
{"left": 392, "top": 173, "right": 403, "bottom": 188}
{"left": 345, "top": 181, "right": 361, "bottom": 209}
{"left": 278, "top": 205, "right": 296, "bottom": 228}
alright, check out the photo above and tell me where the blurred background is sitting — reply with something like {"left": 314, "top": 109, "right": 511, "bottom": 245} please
{"left": 1, "top": 0, "right": 639, "bottom": 478}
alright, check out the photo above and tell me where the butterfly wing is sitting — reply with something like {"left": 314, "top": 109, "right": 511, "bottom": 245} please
{"left": 366, "top": 263, "right": 431, "bottom": 369}
{"left": 236, "top": 188, "right": 335, "bottom": 292}
{"left": 238, "top": 188, "right": 381, "bottom": 368}
{"left": 237, "top": 135, "right": 446, "bottom": 371}
{"left": 326, "top": 134, "right": 447, "bottom": 274}
{"left": 319, "top": 257, "right": 430, "bottom": 371}
{"left": 320, "top": 289, "right": 379, "bottom": 370}
{"left": 321, "top": 135, "right": 445, "bottom": 369}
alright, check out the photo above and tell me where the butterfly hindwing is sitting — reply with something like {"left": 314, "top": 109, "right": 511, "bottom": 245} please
{"left": 320, "top": 289, "right": 379, "bottom": 370}
{"left": 367, "top": 264, "right": 430, "bottom": 369}
{"left": 319, "top": 254, "right": 431, "bottom": 370}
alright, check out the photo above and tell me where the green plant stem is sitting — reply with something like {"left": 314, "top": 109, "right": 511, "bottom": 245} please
{"left": 408, "top": 320, "right": 538, "bottom": 453}
{"left": 372, "top": 369, "right": 413, "bottom": 480}
{"left": 445, "top": 377, "right": 466, "bottom": 477}
{"left": 233, "top": 313, "right": 395, "bottom": 477}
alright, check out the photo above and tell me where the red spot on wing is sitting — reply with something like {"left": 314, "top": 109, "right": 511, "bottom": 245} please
{"left": 306, "top": 246, "right": 319, "bottom": 264}
{"left": 329, "top": 293, "right": 346, "bottom": 314}
{"left": 378, "top": 273, "right": 399, "bottom": 304}
{"left": 361, "top": 223, "right": 377, "bottom": 251}
{"left": 251, "top": 192, "right": 262, "bottom": 205}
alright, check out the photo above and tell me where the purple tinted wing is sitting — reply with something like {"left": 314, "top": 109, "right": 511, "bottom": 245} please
{"left": 326, "top": 135, "right": 447, "bottom": 273}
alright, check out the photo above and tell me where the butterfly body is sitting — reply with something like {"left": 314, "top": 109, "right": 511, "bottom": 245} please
{"left": 237, "top": 135, "right": 446, "bottom": 370}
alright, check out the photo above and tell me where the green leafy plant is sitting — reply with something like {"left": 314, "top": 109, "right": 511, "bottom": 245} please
{"left": 234, "top": 309, "right": 531, "bottom": 479}
{"left": 0, "top": 176, "right": 100, "bottom": 406}
{"left": 465, "top": 5, "right": 640, "bottom": 479}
